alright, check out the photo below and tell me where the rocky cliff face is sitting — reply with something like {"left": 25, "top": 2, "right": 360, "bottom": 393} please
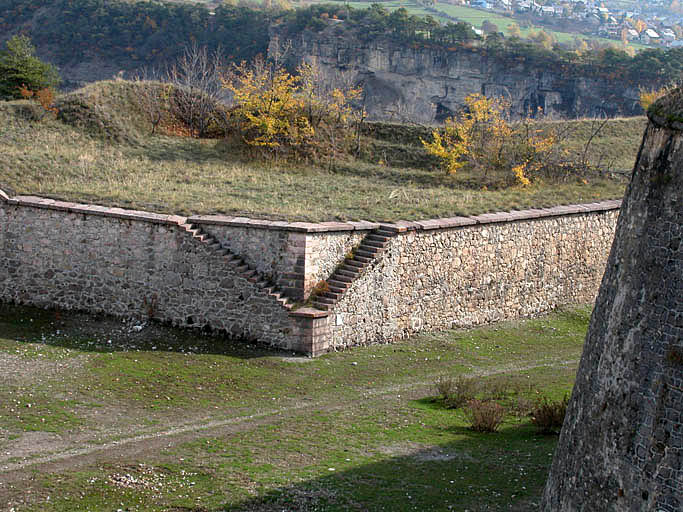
{"left": 282, "top": 35, "right": 644, "bottom": 122}
{"left": 542, "top": 88, "right": 682, "bottom": 511}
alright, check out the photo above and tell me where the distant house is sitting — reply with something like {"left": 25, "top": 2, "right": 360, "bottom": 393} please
{"left": 626, "top": 28, "right": 640, "bottom": 41}
{"left": 515, "top": 0, "right": 531, "bottom": 12}
{"left": 471, "top": 0, "right": 491, "bottom": 9}
{"left": 641, "top": 29, "right": 661, "bottom": 45}
{"left": 661, "top": 29, "right": 677, "bottom": 43}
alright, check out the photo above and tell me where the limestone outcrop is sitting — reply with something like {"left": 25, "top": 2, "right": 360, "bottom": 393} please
{"left": 542, "top": 88, "right": 682, "bottom": 511}
{"left": 282, "top": 34, "right": 646, "bottom": 123}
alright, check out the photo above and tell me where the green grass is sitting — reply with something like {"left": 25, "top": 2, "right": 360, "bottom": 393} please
{"left": 0, "top": 81, "right": 641, "bottom": 222}
{"left": 0, "top": 303, "right": 592, "bottom": 510}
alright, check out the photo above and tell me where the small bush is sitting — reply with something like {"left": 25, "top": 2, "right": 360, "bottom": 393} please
{"left": 434, "top": 375, "right": 477, "bottom": 409}
{"left": 530, "top": 395, "right": 569, "bottom": 434}
{"left": 465, "top": 400, "right": 507, "bottom": 432}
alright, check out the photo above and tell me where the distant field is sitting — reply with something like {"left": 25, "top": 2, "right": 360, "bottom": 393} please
{"left": 0, "top": 81, "right": 643, "bottom": 221}
{"left": 307, "top": 1, "right": 644, "bottom": 49}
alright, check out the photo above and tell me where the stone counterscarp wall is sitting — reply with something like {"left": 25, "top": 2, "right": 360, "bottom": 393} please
{"left": 542, "top": 89, "right": 682, "bottom": 511}
{"left": 0, "top": 196, "right": 299, "bottom": 351}
{"left": 191, "top": 215, "right": 375, "bottom": 300}
{"left": 318, "top": 205, "right": 619, "bottom": 350}
{"left": 0, "top": 187, "right": 622, "bottom": 357}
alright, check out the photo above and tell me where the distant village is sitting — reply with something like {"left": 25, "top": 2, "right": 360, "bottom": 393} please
{"left": 451, "top": 0, "right": 683, "bottom": 47}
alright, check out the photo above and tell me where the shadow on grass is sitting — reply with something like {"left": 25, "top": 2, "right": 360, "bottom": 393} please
{"left": 0, "top": 302, "right": 291, "bottom": 360}
{"left": 221, "top": 425, "right": 554, "bottom": 512}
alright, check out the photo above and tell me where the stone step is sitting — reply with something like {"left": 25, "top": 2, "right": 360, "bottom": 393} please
{"left": 328, "top": 283, "right": 347, "bottom": 293}
{"left": 367, "top": 234, "right": 391, "bottom": 242}
{"left": 375, "top": 229, "right": 396, "bottom": 237}
{"left": 346, "top": 259, "right": 365, "bottom": 268}
{"left": 312, "top": 302, "right": 331, "bottom": 311}
{"left": 321, "top": 291, "right": 340, "bottom": 300}
{"left": 354, "top": 249, "right": 377, "bottom": 259}
{"left": 315, "top": 296, "right": 336, "bottom": 305}
{"left": 340, "top": 264, "right": 362, "bottom": 274}
{"left": 329, "top": 279, "right": 350, "bottom": 289}
{"left": 357, "top": 246, "right": 382, "bottom": 256}
{"left": 331, "top": 273, "right": 353, "bottom": 283}
{"left": 353, "top": 255, "right": 373, "bottom": 264}
{"left": 337, "top": 268, "right": 359, "bottom": 279}
{"left": 364, "top": 239, "right": 388, "bottom": 248}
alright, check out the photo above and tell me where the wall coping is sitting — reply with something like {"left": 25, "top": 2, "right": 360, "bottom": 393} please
{"left": 0, "top": 187, "right": 622, "bottom": 232}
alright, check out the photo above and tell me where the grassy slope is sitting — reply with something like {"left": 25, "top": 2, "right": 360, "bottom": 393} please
{"left": 0, "top": 81, "right": 643, "bottom": 221}
{"left": 0, "top": 303, "right": 591, "bottom": 511}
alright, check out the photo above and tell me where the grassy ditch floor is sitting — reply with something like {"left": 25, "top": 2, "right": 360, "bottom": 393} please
{"left": 0, "top": 303, "right": 591, "bottom": 511}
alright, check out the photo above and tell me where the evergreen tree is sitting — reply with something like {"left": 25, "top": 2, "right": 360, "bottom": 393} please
{"left": 0, "top": 35, "right": 60, "bottom": 100}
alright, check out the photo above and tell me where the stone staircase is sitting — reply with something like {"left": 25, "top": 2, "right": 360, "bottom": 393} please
{"left": 178, "top": 221, "right": 295, "bottom": 311}
{"left": 310, "top": 227, "right": 398, "bottom": 311}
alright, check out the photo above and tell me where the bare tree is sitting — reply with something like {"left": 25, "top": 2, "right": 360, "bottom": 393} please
{"left": 133, "top": 67, "right": 170, "bottom": 135}
{"left": 166, "top": 42, "right": 225, "bottom": 137}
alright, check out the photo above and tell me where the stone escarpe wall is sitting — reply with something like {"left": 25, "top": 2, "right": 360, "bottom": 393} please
{"left": 0, "top": 187, "right": 621, "bottom": 356}
{"left": 542, "top": 89, "right": 682, "bottom": 511}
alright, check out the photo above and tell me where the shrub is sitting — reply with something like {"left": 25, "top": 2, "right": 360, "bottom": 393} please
{"left": 434, "top": 375, "right": 478, "bottom": 409}
{"left": 465, "top": 400, "right": 507, "bottom": 432}
{"left": 530, "top": 395, "right": 569, "bottom": 434}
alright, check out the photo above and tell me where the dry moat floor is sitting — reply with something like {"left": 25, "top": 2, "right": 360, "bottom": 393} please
{"left": 0, "top": 304, "right": 590, "bottom": 511}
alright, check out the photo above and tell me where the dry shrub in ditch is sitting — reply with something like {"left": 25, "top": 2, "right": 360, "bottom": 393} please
{"left": 434, "top": 375, "right": 478, "bottom": 409}
{"left": 465, "top": 400, "right": 507, "bottom": 433}
{"left": 530, "top": 395, "right": 569, "bottom": 434}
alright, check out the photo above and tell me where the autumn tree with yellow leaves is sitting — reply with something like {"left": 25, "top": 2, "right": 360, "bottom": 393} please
{"left": 422, "top": 94, "right": 560, "bottom": 187}
{"left": 222, "top": 57, "right": 364, "bottom": 161}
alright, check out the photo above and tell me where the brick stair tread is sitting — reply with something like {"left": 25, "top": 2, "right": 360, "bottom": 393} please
{"left": 355, "top": 249, "right": 378, "bottom": 258}
{"left": 332, "top": 274, "right": 353, "bottom": 283}
{"left": 312, "top": 302, "right": 331, "bottom": 310}
{"left": 321, "top": 291, "right": 340, "bottom": 300}
{"left": 315, "top": 296, "right": 336, "bottom": 304}
{"left": 353, "top": 255, "right": 373, "bottom": 264}
{"left": 337, "top": 269, "right": 359, "bottom": 278}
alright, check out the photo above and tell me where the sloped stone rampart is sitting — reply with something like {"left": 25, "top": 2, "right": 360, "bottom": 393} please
{"left": 542, "top": 90, "right": 682, "bottom": 511}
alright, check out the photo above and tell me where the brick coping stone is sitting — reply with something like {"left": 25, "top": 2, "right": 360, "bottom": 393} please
{"left": 0, "top": 188, "right": 622, "bottom": 233}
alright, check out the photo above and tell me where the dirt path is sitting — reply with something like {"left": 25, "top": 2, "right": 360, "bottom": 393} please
{"left": 0, "top": 358, "right": 577, "bottom": 485}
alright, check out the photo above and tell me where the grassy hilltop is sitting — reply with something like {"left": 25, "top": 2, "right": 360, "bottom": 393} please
{"left": 0, "top": 81, "right": 645, "bottom": 222}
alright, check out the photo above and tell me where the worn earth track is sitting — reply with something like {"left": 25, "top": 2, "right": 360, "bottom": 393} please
{"left": 0, "top": 358, "right": 577, "bottom": 486}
